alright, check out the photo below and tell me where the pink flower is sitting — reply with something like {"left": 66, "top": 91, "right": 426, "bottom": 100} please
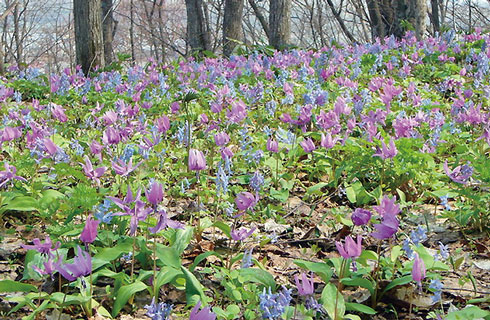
{"left": 235, "top": 192, "right": 256, "bottom": 211}
{"left": 351, "top": 208, "right": 372, "bottom": 226}
{"left": 214, "top": 132, "right": 230, "bottom": 146}
{"left": 373, "top": 137, "right": 397, "bottom": 160}
{"left": 189, "top": 149, "right": 207, "bottom": 171}
{"left": 80, "top": 215, "right": 100, "bottom": 244}
{"left": 155, "top": 115, "right": 170, "bottom": 133}
{"left": 295, "top": 272, "right": 314, "bottom": 296}
{"left": 266, "top": 138, "right": 278, "bottom": 153}
{"left": 411, "top": 253, "right": 426, "bottom": 285}
{"left": 190, "top": 301, "right": 216, "bottom": 320}
{"left": 231, "top": 227, "right": 256, "bottom": 241}
{"left": 335, "top": 235, "right": 362, "bottom": 259}
{"left": 82, "top": 156, "right": 106, "bottom": 185}
{"left": 145, "top": 181, "right": 164, "bottom": 206}
{"left": 320, "top": 132, "right": 338, "bottom": 149}
{"left": 300, "top": 138, "right": 316, "bottom": 153}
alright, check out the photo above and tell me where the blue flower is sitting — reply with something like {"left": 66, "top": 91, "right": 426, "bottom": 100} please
{"left": 259, "top": 286, "right": 292, "bottom": 319}
{"left": 429, "top": 279, "right": 443, "bottom": 303}
{"left": 241, "top": 248, "right": 254, "bottom": 269}
{"left": 250, "top": 171, "right": 265, "bottom": 192}
{"left": 144, "top": 297, "right": 173, "bottom": 320}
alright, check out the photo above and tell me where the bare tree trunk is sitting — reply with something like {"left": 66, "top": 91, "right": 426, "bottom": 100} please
{"left": 74, "top": 0, "right": 104, "bottom": 74}
{"left": 430, "top": 0, "right": 440, "bottom": 33}
{"left": 325, "top": 0, "right": 355, "bottom": 43}
{"left": 247, "top": 0, "right": 269, "bottom": 41}
{"left": 185, "top": 0, "right": 211, "bottom": 54}
{"left": 101, "top": 0, "right": 114, "bottom": 65}
{"left": 13, "top": 2, "right": 21, "bottom": 66}
{"left": 269, "top": 0, "right": 291, "bottom": 49}
{"left": 129, "top": 0, "right": 135, "bottom": 61}
{"left": 223, "top": 0, "right": 244, "bottom": 56}
{"left": 393, "top": 0, "right": 427, "bottom": 39}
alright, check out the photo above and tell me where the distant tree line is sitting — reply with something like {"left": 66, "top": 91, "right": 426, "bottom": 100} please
{"left": 1, "top": 0, "right": 489, "bottom": 74}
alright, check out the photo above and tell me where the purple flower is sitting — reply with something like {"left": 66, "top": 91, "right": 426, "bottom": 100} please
{"left": 190, "top": 301, "right": 216, "bottom": 320}
{"left": 51, "top": 104, "right": 67, "bottom": 122}
{"left": 300, "top": 138, "right": 316, "bottom": 153}
{"left": 111, "top": 158, "right": 141, "bottom": 177}
{"left": 373, "top": 195, "right": 401, "bottom": 217}
{"left": 146, "top": 181, "right": 164, "bottom": 206}
{"left": 443, "top": 160, "right": 473, "bottom": 184}
{"left": 235, "top": 192, "right": 256, "bottom": 212}
{"left": 189, "top": 149, "right": 207, "bottom": 171}
{"left": 371, "top": 215, "right": 399, "bottom": 239}
{"left": 220, "top": 147, "right": 234, "bottom": 160}
{"left": 155, "top": 115, "right": 170, "bottom": 133}
{"left": 103, "top": 127, "right": 121, "bottom": 145}
{"left": 411, "top": 253, "right": 426, "bottom": 285}
{"left": 1, "top": 126, "right": 22, "bottom": 142}
{"left": 214, "top": 132, "right": 230, "bottom": 146}
{"left": 351, "top": 208, "right": 372, "bottom": 226}
{"left": 148, "top": 210, "right": 184, "bottom": 233}
{"left": 294, "top": 272, "right": 314, "bottom": 296}
{"left": 32, "top": 256, "right": 61, "bottom": 279}
{"left": 81, "top": 156, "right": 106, "bottom": 185}
{"left": 373, "top": 137, "right": 397, "bottom": 160}
{"left": 0, "top": 163, "right": 27, "bottom": 188}
{"left": 266, "top": 138, "right": 278, "bottom": 153}
{"left": 335, "top": 235, "right": 362, "bottom": 259}
{"left": 80, "top": 215, "right": 100, "bottom": 244}
{"left": 22, "top": 236, "right": 61, "bottom": 255}
{"left": 231, "top": 227, "right": 256, "bottom": 241}
{"left": 320, "top": 132, "right": 338, "bottom": 149}
{"left": 57, "top": 246, "right": 92, "bottom": 281}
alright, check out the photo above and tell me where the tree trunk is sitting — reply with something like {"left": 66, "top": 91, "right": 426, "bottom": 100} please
{"left": 129, "top": 0, "right": 135, "bottom": 62}
{"left": 269, "top": 0, "right": 291, "bottom": 49}
{"left": 366, "top": 0, "right": 393, "bottom": 40}
{"left": 247, "top": 0, "right": 270, "bottom": 41}
{"left": 430, "top": 0, "right": 440, "bottom": 33}
{"left": 185, "top": 0, "right": 211, "bottom": 54}
{"left": 393, "top": 0, "right": 427, "bottom": 39}
{"left": 223, "top": 0, "right": 244, "bottom": 56}
{"left": 74, "top": 0, "right": 104, "bottom": 74}
{"left": 101, "top": 0, "right": 114, "bottom": 65}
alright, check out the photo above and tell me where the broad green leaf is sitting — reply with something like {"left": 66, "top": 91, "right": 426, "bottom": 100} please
{"left": 270, "top": 187, "right": 289, "bottom": 203}
{"left": 112, "top": 281, "right": 147, "bottom": 317}
{"left": 239, "top": 268, "right": 276, "bottom": 289}
{"left": 445, "top": 306, "right": 490, "bottom": 320}
{"left": 213, "top": 221, "right": 231, "bottom": 239}
{"left": 181, "top": 266, "right": 206, "bottom": 305}
{"left": 156, "top": 244, "right": 181, "bottom": 269}
{"left": 0, "top": 280, "right": 37, "bottom": 293}
{"left": 382, "top": 275, "right": 412, "bottom": 293}
{"left": 321, "top": 283, "right": 345, "bottom": 320}
{"left": 4, "top": 196, "right": 38, "bottom": 212}
{"left": 293, "top": 260, "right": 333, "bottom": 283}
{"left": 190, "top": 251, "right": 222, "bottom": 272}
{"left": 156, "top": 266, "right": 182, "bottom": 289}
{"left": 345, "top": 302, "right": 377, "bottom": 315}
{"left": 341, "top": 278, "right": 375, "bottom": 296}
{"left": 307, "top": 182, "right": 329, "bottom": 195}
{"left": 93, "top": 238, "right": 133, "bottom": 269}
{"left": 170, "top": 227, "right": 194, "bottom": 254}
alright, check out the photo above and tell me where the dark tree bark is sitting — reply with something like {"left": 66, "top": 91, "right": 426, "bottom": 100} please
{"left": 269, "top": 0, "right": 291, "bottom": 49}
{"left": 430, "top": 0, "right": 440, "bottom": 33}
{"left": 247, "top": 0, "right": 270, "bottom": 41}
{"left": 366, "top": 0, "right": 394, "bottom": 40}
{"left": 185, "top": 0, "right": 211, "bottom": 54}
{"left": 393, "top": 0, "right": 427, "bottom": 39}
{"left": 74, "top": 0, "right": 104, "bottom": 74}
{"left": 325, "top": 0, "right": 356, "bottom": 43}
{"left": 129, "top": 0, "right": 135, "bottom": 61}
{"left": 101, "top": 0, "right": 114, "bottom": 65}
{"left": 223, "top": 0, "right": 244, "bottom": 56}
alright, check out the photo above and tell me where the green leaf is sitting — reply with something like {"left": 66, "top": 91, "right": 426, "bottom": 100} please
{"left": 170, "top": 227, "right": 194, "bottom": 254}
{"left": 345, "top": 186, "right": 356, "bottom": 203}
{"left": 293, "top": 260, "right": 333, "bottom": 283}
{"left": 213, "top": 221, "right": 231, "bottom": 239}
{"left": 0, "top": 280, "right": 37, "bottom": 293}
{"left": 93, "top": 238, "right": 133, "bottom": 270}
{"left": 181, "top": 266, "right": 206, "bottom": 305}
{"left": 190, "top": 251, "right": 222, "bottom": 272}
{"left": 112, "top": 281, "right": 147, "bottom": 317}
{"left": 155, "top": 266, "right": 182, "bottom": 289}
{"left": 341, "top": 278, "right": 375, "bottom": 296}
{"left": 445, "top": 306, "right": 490, "bottom": 320}
{"left": 382, "top": 275, "right": 412, "bottom": 293}
{"left": 39, "top": 189, "right": 65, "bottom": 207}
{"left": 239, "top": 268, "right": 276, "bottom": 289}
{"left": 156, "top": 244, "right": 181, "bottom": 269}
{"left": 307, "top": 183, "right": 329, "bottom": 195}
{"left": 345, "top": 302, "right": 377, "bottom": 315}
{"left": 321, "top": 283, "right": 345, "bottom": 320}
{"left": 4, "top": 196, "right": 39, "bottom": 212}
{"left": 270, "top": 187, "right": 289, "bottom": 203}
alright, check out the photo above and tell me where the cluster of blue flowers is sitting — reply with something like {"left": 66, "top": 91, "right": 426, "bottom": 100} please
{"left": 259, "top": 286, "right": 292, "bottom": 319}
{"left": 144, "top": 298, "right": 173, "bottom": 320}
